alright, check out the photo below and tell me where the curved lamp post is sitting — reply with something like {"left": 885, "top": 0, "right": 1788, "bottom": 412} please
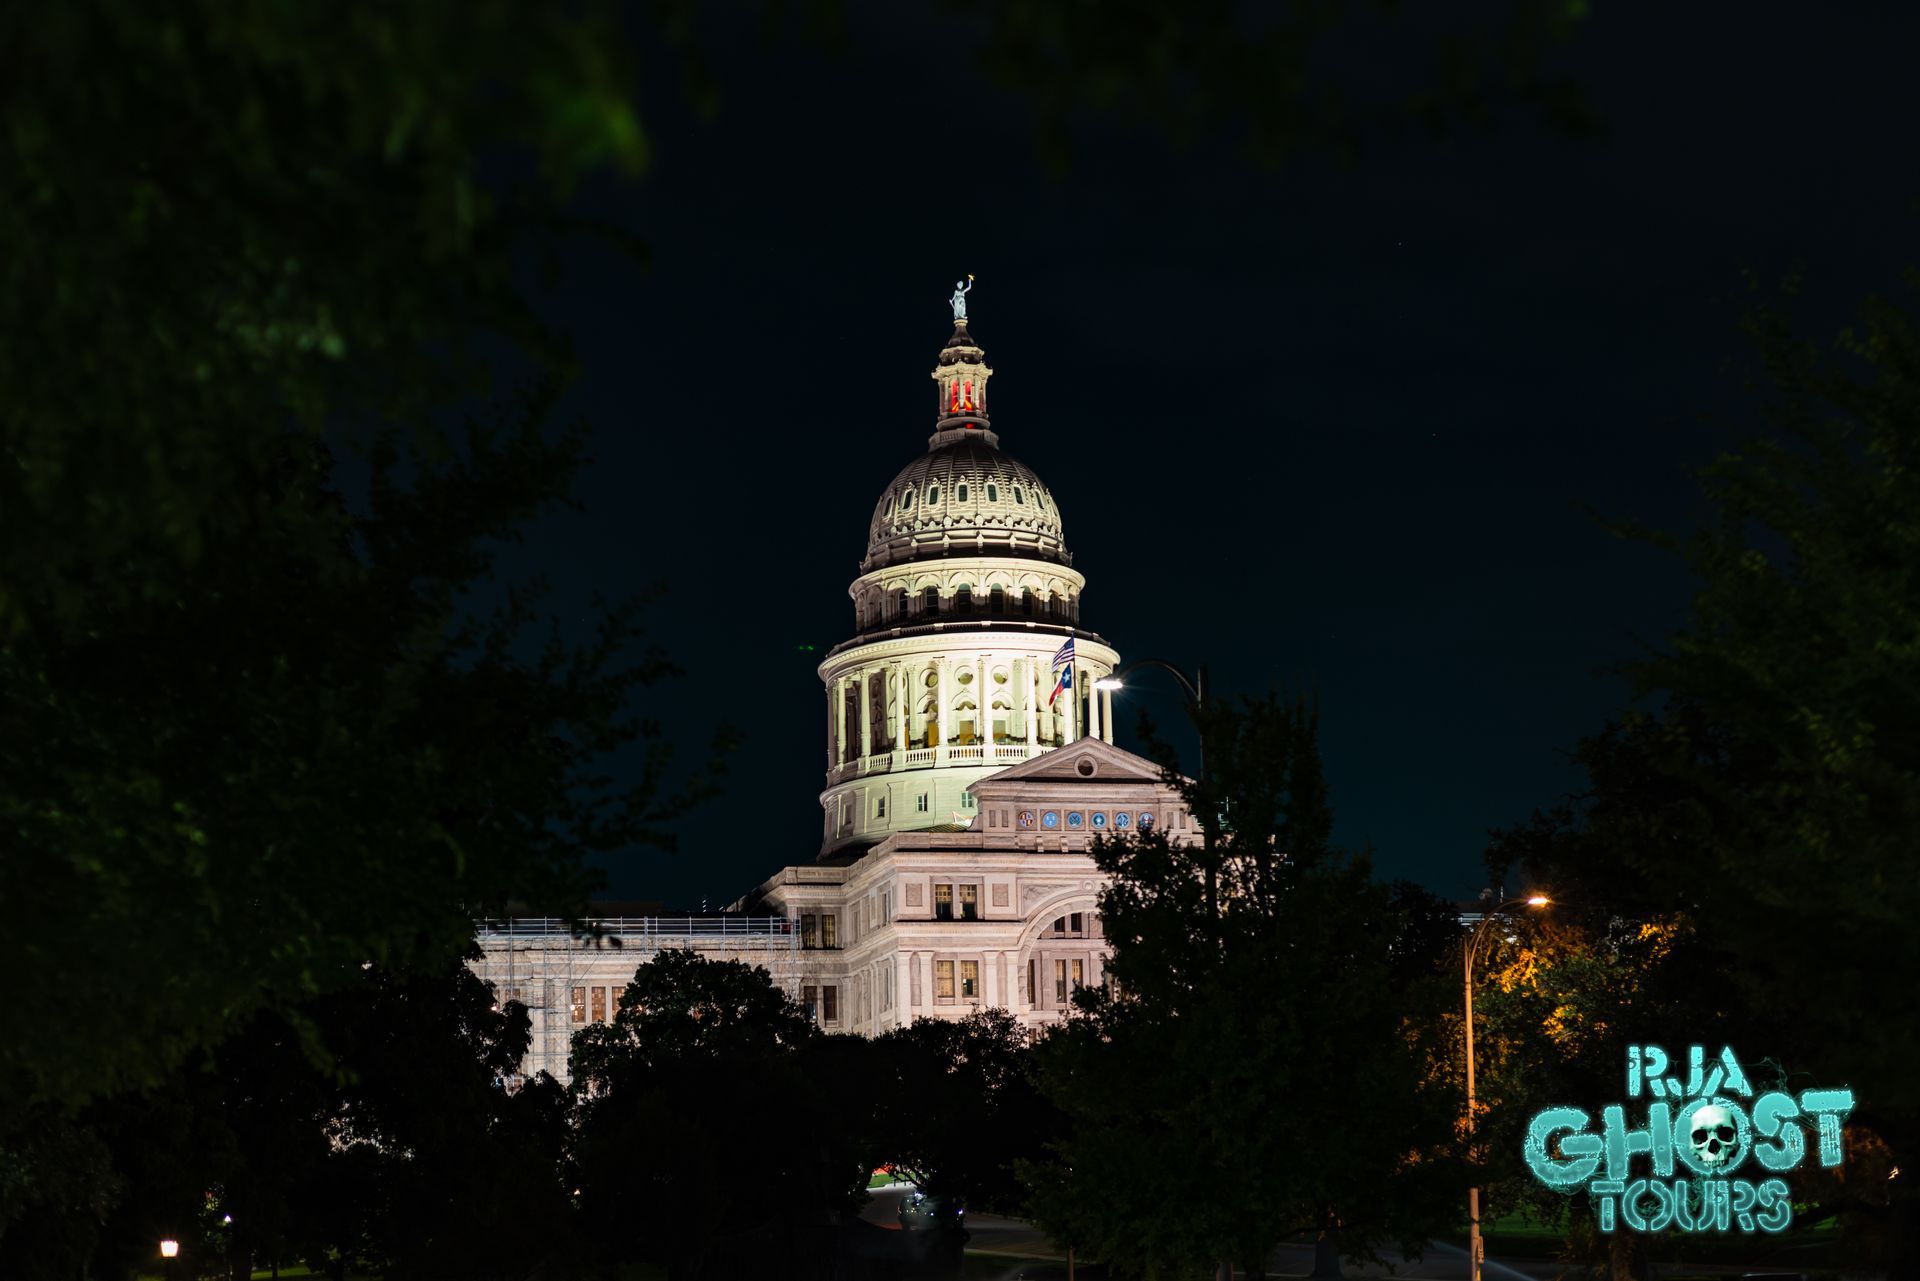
{"left": 1465, "top": 894, "right": 1550, "bottom": 1281}
{"left": 1092, "top": 660, "right": 1214, "bottom": 920}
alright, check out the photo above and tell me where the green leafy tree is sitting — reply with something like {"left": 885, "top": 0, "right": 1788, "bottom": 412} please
{"left": 0, "top": 1, "right": 727, "bottom": 1120}
{"left": 1030, "top": 695, "right": 1463, "bottom": 1279}
{"left": 874, "top": 1007, "right": 1056, "bottom": 1217}
{"left": 569, "top": 950, "right": 875, "bottom": 1280}
{"left": 1489, "top": 271, "right": 1920, "bottom": 1277}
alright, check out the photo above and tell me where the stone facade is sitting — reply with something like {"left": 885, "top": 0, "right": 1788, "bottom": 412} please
{"left": 751, "top": 736, "right": 1192, "bottom": 1036}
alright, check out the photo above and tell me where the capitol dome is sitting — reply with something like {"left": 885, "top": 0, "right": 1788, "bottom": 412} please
{"left": 859, "top": 315, "right": 1070, "bottom": 572}
{"left": 864, "top": 440, "right": 1068, "bottom": 571}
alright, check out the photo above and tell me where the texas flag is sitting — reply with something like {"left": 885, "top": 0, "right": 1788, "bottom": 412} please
{"left": 1048, "top": 638, "right": 1074, "bottom": 708}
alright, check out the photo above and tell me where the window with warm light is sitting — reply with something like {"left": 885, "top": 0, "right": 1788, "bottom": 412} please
{"left": 934, "top": 883, "right": 953, "bottom": 920}
{"left": 960, "top": 960, "right": 979, "bottom": 998}
{"left": 936, "top": 960, "right": 955, "bottom": 998}
{"left": 570, "top": 986, "right": 586, "bottom": 1024}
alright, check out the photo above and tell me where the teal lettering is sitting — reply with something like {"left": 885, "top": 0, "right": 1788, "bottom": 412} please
{"left": 1750, "top": 1092, "right": 1804, "bottom": 1172}
{"left": 1525, "top": 1107, "right": 1601, "bottom": 1187}
{"left": 1604, "top": 1101, "right": 1674, "bottom": 1180}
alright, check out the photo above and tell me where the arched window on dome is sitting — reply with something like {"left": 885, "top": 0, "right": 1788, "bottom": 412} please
{"left": 884, "top": 496, "right": 893, "bottom": 516}
{"left": 895, "top": 589, "right": 909, "bottom": 621}
{"left": 953, "top": 585, "right": 973, "bottom": 615}
{"left": 956, "top": 483, "right": 968, "bottom": 502}
{"left": 986, "top": 483, "right": 999, "bottom": 502}
{"left": 902, "top": 490, "right": 914, "bottom": 511}
{"left": 989, "top": 585, "right": 1006, "bottom": 615}
{"left": 927, "top": 484, "right": 940, "bottom": 505}
{"left": 1013, "top": 486, "right": 1024, "bottom": 505}
{"left": 922, "top": 586, "right": 939, "bottom": 617}
{"left": 1021, "top": 589, "right": 1038, "bottom": 618}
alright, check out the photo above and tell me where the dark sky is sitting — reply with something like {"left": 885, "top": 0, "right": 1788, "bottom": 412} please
{"left": 508, "top": 2, "right": 1918, "bottom": 909}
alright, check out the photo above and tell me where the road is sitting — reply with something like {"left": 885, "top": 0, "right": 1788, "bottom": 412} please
{"left": 860, "top": 1185, "right": 1822, "bottom": 1280}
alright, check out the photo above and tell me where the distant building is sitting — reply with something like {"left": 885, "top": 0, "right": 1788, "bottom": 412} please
{"left": 474, "top": 301, "right": 1193, "bottom": 1078}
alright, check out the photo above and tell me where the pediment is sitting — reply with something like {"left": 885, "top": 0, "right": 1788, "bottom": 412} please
{"left": 970, "top": 737, "right": 1173, "bottom": 794}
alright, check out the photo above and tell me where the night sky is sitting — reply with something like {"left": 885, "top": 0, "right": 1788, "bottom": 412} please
{"left": 506, "top": 3, "right": 1919, "bottom": 910}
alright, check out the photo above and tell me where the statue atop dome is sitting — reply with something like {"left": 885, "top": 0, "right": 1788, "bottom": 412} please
{"left": 949, "top": 275, "right": 974, "bottom": 321}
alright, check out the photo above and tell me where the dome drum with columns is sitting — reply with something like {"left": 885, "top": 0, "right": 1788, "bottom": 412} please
{"left": 818, "top": 308, "right": 1121, "bottom": 857}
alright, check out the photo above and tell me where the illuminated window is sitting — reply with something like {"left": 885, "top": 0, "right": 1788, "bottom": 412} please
{"left": 958, "top": 884, "right": 979, "bottom": 920}
{"left": 960, "top": 960, "right": 979, "bottom": 998}
{"left": 986, "top": 483, "right": 999, "bottom": 502}
{"left": 1054, "top": 960, "right": 1067, "bottom": 1003}
{"left": 934, "top": 883, "right": 953, "bottom": 920}
{"left": 936, "top": 960, "right": 955, "bottom": 998}
{"left": 822, "top": 985, "right": 838, "bottom": 1021}
{"left": 821, "top": 914, "right": 838, "bottom": 948}
{"left": 611, "top": 988, "right": 623, "bottom": 1017}
{"left": 927, "top": 484, "right": 940, "bottom": 505}
{"left": 801, "top": 914, "right": 817, "bottom": 948}
{"left": 1072, "top": 959, "right": 1084, "bottom": 991}
{"left": 570, "top": 987, "right": 586, "bottom": 1024}
{"left": 591, "top": 987, "right": 607, "bottom": 1023}
{"left": 956, "top": 483, "right": 968, "bottom": 501}
{"left": 803, "top": 984, "right": 819, "bottom": 1020}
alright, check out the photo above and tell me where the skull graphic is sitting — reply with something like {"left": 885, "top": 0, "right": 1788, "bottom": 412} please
{"left": 1689, "top": 1103, "right": 1736, "bottom": 1169}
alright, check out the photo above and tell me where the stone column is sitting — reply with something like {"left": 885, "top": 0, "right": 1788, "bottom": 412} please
{"left": 1024, "top": 658, "right": 1038, "bottom": 748}
{"left": 833, "top": 675, "right": 848, "bottom": 765}
{"left": 975, "top": 653, "right": 987, "bottom": 744}
{"left": 1103, "top": 687, "right": 1115, "bottom": 743}
{"left": 825, "top": 685, "right": 837, "bottom": 768}
{"left": 893, "top": 662, "right": 908, "bottom": 753}
{"left": 1063, "top": 665, "right": 1078, "bottom": 744}
{"left": 1088, "top": 670, "right": 1103, "bottom": 740}
{"left": 936, "top": 660, "right": 951, "bottom": 753}
{"left": 858, "top": 667, "right": 873, "bottom": 761}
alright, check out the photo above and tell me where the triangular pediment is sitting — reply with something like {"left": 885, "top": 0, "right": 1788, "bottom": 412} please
{"left": 970, "top": 737, "right": 1174, "bottom": 792}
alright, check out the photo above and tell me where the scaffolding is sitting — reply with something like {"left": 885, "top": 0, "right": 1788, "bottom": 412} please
{"left": 471, "top": 916, "right": 801, "bottom": 1083}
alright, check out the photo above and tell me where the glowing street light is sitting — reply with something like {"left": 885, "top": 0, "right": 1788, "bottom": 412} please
{"left": 1465, "top": 894, "right": 1553, "bottom": 1281}
{"left": 158, "top": 1240, "right": 179, "bottom": 1259}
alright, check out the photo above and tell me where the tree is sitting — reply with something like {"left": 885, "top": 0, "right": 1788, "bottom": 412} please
{"left": 1029, "top": 695, "right": 1463, "bottom": 1279}
{"left": 1489, "top": 271, "right": 1920, "bottom": 1277}
{"left": 875, "top": 1008, "right": 1056, "bottom": 1217}
{"left": 0, "top": 1, "right": 712, "bottom": 1121}
{"left": 568, "top": 951, "right": 874, "bottom": 1280}
{"left": 0, "top": 960, "right": 576, "bottom": 1281}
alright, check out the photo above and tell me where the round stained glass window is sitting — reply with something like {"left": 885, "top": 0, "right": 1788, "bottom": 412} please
{"left": 1139, "top": 812, "right": 1155, "bottom": 829}
{"left": 1090, "top": 812, "right": 1107, "bottom": 829}
{"left": 1066, "top": 812, "right": 1084, "bottom": 829}
{"left": 1114, "top": 812, "right": 1131, "bottom": 829}
{"left": 1041, "top": 810, "right": 1060, "bottom": 829}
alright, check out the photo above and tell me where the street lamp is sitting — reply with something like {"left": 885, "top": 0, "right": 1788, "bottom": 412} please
{"left": 159, "top": 1238, "right": 179, "bottom": 1281}
{"left": 1091, "top": 660, "right": 1215, "bottom": 920}
{"left": 1464, "top": 894, "right": 1550, "bottom": 1281}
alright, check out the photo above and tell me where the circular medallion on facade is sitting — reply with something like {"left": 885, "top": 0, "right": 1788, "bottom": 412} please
{"left": 1139, "top": 812, "right": 1155, "bottom": 829}
{"left": 1114, "top": 812, "right": 1131, "bottom": 829}
{"left": 1041, "top": 811, "right": 1060, "bottom": 829}
{"left": 1066, "top": 812, "right": 1084, "bottom": 829}
{"left": 1018, "top": 810, "right": 1035, "bottom": 829}
{"left": 1075, "top": 758, "right": 1096, "bottom": 777}
{"left": 1090, "top": 811, "right": 1107, "bottom": 829}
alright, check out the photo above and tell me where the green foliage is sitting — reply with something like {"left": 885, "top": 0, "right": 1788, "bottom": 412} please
{"left": 568, "top": 951, "right": 875, "bottom": 1279}
{"left": 0, "top": 1, "right": 721, "bottom": 1113}
{"left": 1030, "top": 695, "right": 1463, "bottom": 1278}
{"left": 874, "top": 1007, "right": 1057, "bottom": 1217}
{"left": 1487, "top": 270, "right": 1920, "bottom": 1272}
{"left": 950, "top": 0, "right": 1594, "bottom": 170}
{"left": 0, "top": 962, "right": 577, "bottom": 1281}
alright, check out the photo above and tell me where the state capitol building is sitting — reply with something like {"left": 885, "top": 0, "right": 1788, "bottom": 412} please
{"left": 476, "top": 295, "right": 1197, "bottom": 1080}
